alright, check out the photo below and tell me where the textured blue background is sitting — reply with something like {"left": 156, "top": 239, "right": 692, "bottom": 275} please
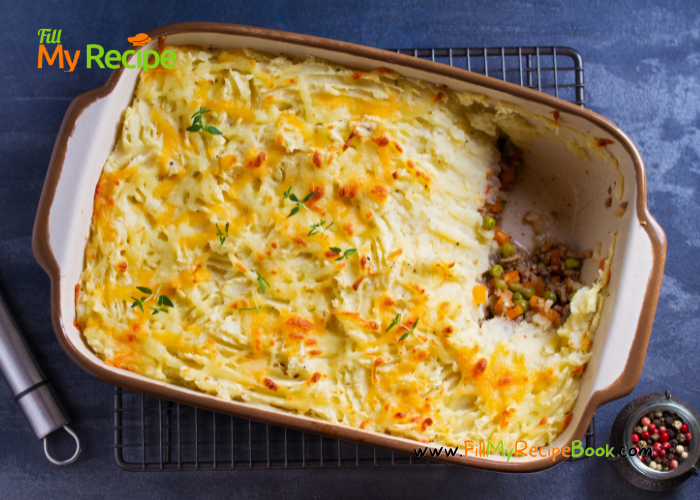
{"left": 1, "top": 1, "right": 699, "bottom": 498}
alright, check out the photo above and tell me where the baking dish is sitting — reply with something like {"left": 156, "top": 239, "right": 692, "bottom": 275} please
{"left": 32, "top": 22, "right": 665, "bottom": 472}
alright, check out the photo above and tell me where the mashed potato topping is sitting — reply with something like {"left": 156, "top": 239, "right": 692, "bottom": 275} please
{"left": 76, "top": 46, "right": 611, "bottom": 450}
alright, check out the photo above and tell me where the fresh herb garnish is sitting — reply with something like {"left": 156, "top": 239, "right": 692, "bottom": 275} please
{"left": 386, "top": 314, "right": 420, "bottom": 342}
{"left": 254, "top": 270, "right": 271, "bottom": 294}
{"left": 216, "top": 222, "right": 230, "bottom": 247}
{"left": 329, "top": 246, "right": 357, "bottom": 261}
{"left": 308, "top": 219, "right": 334, "bottom": 237}
{"left": 283, "top": 187, "right": 316, "bottom": 218}
{"left": 130, "top": 285, "right": 174, "bottom": 316}
{"left": 187, "top": 106, "right": 222, "bottom": 135}
{"left": 240, "top": 295, "right": 274, "bottom": 313}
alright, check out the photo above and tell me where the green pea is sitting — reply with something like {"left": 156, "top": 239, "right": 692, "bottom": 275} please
{"left": 538, "top": 262, "right": 546, "bottom": 268}
{"left": 543, "top": 291, "right": 557, "bottom": 304}
{"left": 501, "top": 242, "right": 515, "bottom": 258}
{"left": 495, "top": 279, "right": 508, "bottom": 291}
{"left": 515, "top": 260, "right": 523, "bottom": 267}
{"left": 514, "top": 299, "right": 529, "bottom": 313}
{"left": 521, "top": 287, "right": 535, "bottom": 300}
{"left": 482, "top": 216, "right": 496, "bottom": 230}
{"left": 512, "top": 291, "right": 523, "bottom": 301}
{"left": 509, "top": 283, "right": 521, "bottom": 292}
{"left": 568, "top": 292, "right": 576, "bottom": 302}
{"left": 490, "top": 264, "right": 504, "bottom": 278}
{"left": 565, "top": 258, "right": 581, "bottom": 269}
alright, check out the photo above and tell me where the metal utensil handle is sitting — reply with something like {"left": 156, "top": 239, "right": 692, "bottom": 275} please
{"left": 0, "top": 292, "right": 80, "bottom": 465}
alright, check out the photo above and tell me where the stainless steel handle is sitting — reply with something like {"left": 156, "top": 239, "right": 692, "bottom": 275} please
{"left": 0, "top": 292, "right": 80, "bottom": 465}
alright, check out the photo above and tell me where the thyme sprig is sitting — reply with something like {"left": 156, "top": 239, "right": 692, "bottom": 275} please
{"left": 329, "top": 246, "right": 357, "bottom": 261}
{"left": 130, "top": 285, "right": 174, "bottom": 316}
{"left": 187, "top": 106, "right": 222, "bottom": 135}
{"left": 308, "top": 219, "right": 334, "bottom": 237}
{"left": 254, "top": 270, "right": 271, "bottom": 294}
{"left": 240, "top": 294, "right": 274, "bottom": 313}
{"left": 216, "top": 222, "right": 230, "bottom": 247}
{"left": 283, "top": 187, "right": 316, "bottom": 218}
{"left": 386, "top": 314, "right": 420, "bottom": 342}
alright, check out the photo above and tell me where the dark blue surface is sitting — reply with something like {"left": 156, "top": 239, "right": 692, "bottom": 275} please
{"left": 1, "top": 1, "right": 699, "bottom": 498}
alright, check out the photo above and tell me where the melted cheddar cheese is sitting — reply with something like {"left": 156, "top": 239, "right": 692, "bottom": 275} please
{"left": 76, "top": 46, "right": 611, "bottom": 451}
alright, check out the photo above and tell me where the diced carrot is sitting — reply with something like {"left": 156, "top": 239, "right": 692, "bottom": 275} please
{"left": 472, "top": 285, "right": 488, "bottom": 305}
{"left": 550, "top": 249, "right": 561, "bottom": 267}
{"left": 506, "top": 305, "right": 523, "bottom": 320}
{"left": 545, "top": 308, "right": 561, "bottom": 327}
{"left": 530, "top": 296, "right": 546, "bottom": 311}
{"left": 498, "top": 168, "right": 515, "bottom": 186}
{"left": 489, "top": 200, "right": 503, "bottom": 213}
{"left": 494, "top": 227, "right": 509, "bottom": 244}
{"left": 494, "top": 290, "right": 513, "bottom": 314}
{"left": 565, "top": 278, "right": 574, "bottom": 294}
{"left": 502, "top": 270, "right": 520, "bottom": 285}
{"left": 599, "top": 257, "right": 607, "bottom": 270}
{"left": 534, "top": 276, "right": 546, "bottom": 296}
{"left": 487, "top": 278, "right": 496, "bottom": 288}
{"left": 521, "top": 281, "right": 533, "bottom": 290}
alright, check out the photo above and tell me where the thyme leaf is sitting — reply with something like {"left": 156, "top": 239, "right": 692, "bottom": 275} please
{"left": 283, "top": 187, "right": 316, "bottom": 218}
{"left": 330, "top": 247, "right": 356, "bottom": 261}
{"left": 254, "top": 270, "right": 271, "bottom": 294}
{"left": 130, "top": 284, "right": 174, "bottom": 315}
{"left": 386, "top": 314, "right": 420, "bottom": 342}
{"left": 216, "top": 222, "right": 230, "bottom": 247}
{"left": 187, "top": 106, "right": 222, "bottom": 135}
{"left": 308, "top": 219, "right": 334, "bottom": 237}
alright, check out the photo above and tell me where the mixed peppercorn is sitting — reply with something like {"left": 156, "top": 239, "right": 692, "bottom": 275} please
{"left": 631, "top": 410, "right": 693, "bottom": 471}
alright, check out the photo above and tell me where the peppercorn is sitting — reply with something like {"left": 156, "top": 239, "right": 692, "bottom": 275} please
{"left": 653, "top": 419, "right": 661, "bottom": 428}
{"left": 634, "top": 426, "right": 643, "bottom": 434}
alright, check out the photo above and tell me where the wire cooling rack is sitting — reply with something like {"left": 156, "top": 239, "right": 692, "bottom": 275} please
{"left": 114, "top": 46, "right": 592, "bottom": 471}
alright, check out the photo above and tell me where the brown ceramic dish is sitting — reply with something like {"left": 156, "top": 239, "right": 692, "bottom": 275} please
{"left": 32, "top": 23, "right": 666, "bottom": 472}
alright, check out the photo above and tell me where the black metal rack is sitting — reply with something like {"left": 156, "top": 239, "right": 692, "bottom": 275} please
{"left": 114, "top": 45, "right": 593, "bottom": 471}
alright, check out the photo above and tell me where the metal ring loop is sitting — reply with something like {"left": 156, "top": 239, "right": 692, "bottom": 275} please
{"left": 43, "top": 425, "right": 81, "bottom": 466}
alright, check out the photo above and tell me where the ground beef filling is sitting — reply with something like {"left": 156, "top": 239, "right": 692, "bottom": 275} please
{"left": 484, "top": 240, "right": 592, "bottom": 325}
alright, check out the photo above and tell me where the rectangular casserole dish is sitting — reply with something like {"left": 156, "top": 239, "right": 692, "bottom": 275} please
{"left": 32, "top": 22, "right": 666, "bottom": 472}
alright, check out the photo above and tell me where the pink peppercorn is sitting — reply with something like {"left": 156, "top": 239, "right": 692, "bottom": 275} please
{"left": 641, "top": 417, "right": 651, "bottom": 426}
{"left": 631, "top": 434, "right": 640, "bottom": 443}
{"left": 641, "top": 431, "right": 651, "bottom": 440}
{"left": 681, "top": 423, "right": 688, "bottom": 433}
{"left": 659, "top": 432, "right": 669, "bottom": 443}
{"left": 687, "top": 433, "right": 693, "bottom": 442}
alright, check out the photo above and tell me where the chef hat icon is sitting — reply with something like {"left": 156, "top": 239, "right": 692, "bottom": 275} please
{"left": 128, "top": 33, "right": 151, "bottom": 46}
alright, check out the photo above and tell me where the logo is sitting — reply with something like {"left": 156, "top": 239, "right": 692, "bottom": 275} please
{"left": 413, "top": 440, "right": 652, "bottom": 462}
{"left": 127, "top": 33, "right": 151, "bottom": 46}
{"left": 37, "top": 30, "right": 176, "bottom": 73}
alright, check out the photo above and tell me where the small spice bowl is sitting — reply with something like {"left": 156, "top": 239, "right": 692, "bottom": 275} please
{"left": 611, "top": 391, "right": 700, "bottom": 491}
